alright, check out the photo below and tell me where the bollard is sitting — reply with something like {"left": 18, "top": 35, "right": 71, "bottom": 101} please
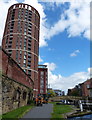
{"left": 79, "top": 100, "right": 83, "bottom": 112}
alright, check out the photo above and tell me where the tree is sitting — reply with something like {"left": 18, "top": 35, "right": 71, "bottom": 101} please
{"left": 47, "top": 89, "right": 56, "bottom": 97}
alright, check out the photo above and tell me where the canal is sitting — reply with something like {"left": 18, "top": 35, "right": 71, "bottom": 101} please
{"left": 68, "top": 114, "right": 92, "bottom": 120}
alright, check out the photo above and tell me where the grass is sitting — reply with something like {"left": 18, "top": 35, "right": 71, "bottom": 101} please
{"left": 51, "top": 102, "right": 73, "bottom": 119}
{"left": 2, "top": 104, "right": 34, "bottom": 119}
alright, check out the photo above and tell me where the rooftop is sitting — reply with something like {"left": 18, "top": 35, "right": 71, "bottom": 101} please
{"left": 38, "top": 65, "right": 47, "bottom": 68}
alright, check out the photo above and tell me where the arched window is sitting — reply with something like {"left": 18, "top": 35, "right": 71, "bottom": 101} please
{"left": 23, "top": 91, "right": 27, "bottom": 100}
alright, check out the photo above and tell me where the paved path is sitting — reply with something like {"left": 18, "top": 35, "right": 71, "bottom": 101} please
{"left": 22, "top": 103, "right": 53, "bottom": 119}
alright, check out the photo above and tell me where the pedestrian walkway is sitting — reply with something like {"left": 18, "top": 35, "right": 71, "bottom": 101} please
{"left": 21, "top": 103, "right": 53, "bottom": 119}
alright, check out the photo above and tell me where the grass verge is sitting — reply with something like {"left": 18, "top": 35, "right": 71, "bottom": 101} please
{"left": 2, "top": 104, "right": 34, "bottom": 119}
{"left": 51, "top": 102, "right": 73, "bottom": 119}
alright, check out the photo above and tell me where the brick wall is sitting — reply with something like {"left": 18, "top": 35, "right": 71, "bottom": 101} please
{"left": 82, "top": 79, "right": 92, "bottom": 97}
{"left": 0, "top": 49, "right": 34, "bottom": 113}
{"left": 1, "top": 49, "right": 34, "bottom": 89}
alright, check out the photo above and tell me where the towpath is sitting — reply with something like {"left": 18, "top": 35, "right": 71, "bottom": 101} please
{"left": 21, "top": 103, "right": 53, "bottom": 119}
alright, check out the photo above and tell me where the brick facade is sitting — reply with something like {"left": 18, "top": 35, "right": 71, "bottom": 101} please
{"left": 38, "top": 65, "right": 48, "bottom": 95}
{"left": 67, "top": 78, "right": 92, "bottom": 97}
{"left": 82, "top": 79, "right": 92, "bottom": 97}
{"left": 2, "top": 3, "right": 40, "bottom": 96}
{"left": 1, "top": 49, "right": 34, "bottom": 89}
{"left": 0, "top": 49, "right": 34, "bottom": 113}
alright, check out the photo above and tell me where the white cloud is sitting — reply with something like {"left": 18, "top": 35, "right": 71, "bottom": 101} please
{"left": 88, "top": 67, "right": 92, "bottom": 78}
{"left": 44, "top": 62, "right": 57, "bottom": 71}
{"left": 45, "top": 1, "right": 90, "bottom": 40}
{"left": 0, "top": 1, "right": 91, "bottom": 47}
{"left": 44, "top": 62, "right": 90, "bottom": 94}
{"left": 70, "top": 49, "right": 80, "bottom": 57}
{"left": 39, "top": 56, "right": 43, "bottom": 62}
{"left": 70, "top": 53, "right": 77, "bottom": 57}
{"left": 48, "top": 48, "right": 54, "bottom": 51}
{"left": 75, "top": 50, "right": 80, "bottom": 53}
{"left": 0, "top": 0, "right": 18, "bottom": 45}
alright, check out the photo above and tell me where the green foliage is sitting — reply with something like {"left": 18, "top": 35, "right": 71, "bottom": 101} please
{"left": 51, "top": 102, "right": 73, "bottom": 118}
{"left": 71, "top": 90, "right": 80, "bottom": 96}
{"left": 27, "top": 100, "right": 34, "bottom": 105}
{"left": 2, "top": 105, "right": 34, "bottom": 119}
{"left": 47, "top": 89, "right": 56, "bottom": 97}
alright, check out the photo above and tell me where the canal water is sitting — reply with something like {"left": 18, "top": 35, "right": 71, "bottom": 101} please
{"left": 68, "top": 114, "right": 92, "bottom": 120}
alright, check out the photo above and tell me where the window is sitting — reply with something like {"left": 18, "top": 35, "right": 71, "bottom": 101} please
{"left": 16, "top": 50, "right": 18, "bottom": 61}
{"left": 28, "top": 28, "right": 31, "bottom": 32}
{"left": 22, "top": 4, "right": 23, "bottom": 8}
{"left": 16, "top": 40, "right": 18, "bottom": 49}
{"left": 20, "top": 40, "right": 22, "bottom": 46}
{"left": 23, "top": 63, "right": 26, "bottom": 67}
{"left": 29, "top": 6, "right": 31, "bottom": 11}
{"left": 10, "top": 37, "right": 13, "bottom": 41}
{"left": 24, "top": 32, "right": 27, "bottom": 35}
{"left": 24, "top": 42, "right": 26, "bottom": 47}
{"left": 24, "top": 55, "right": 26, "bottom": 60}
{"left": 29, "top": 12, "right": 32, "bottom": 16}
{"left": 28, "top": 70, "right": 31, "bottom": 75}
{"left": 28, "top": 57, "right": 31, "bottom": 61}
{"left": 8, "top": 50, "right": 12, "bottom": 56}
{"left": 18, "top": 20, "right": 21, "bottom": 24}
{"left": 24, "top": 28, "right": 27, "bottom": 33}
{"left": 28, "top": 32, "right": 31, "bottom": 35}
{"left": 8, "top": 45, "right": 12, "bottom": 48}
{"left": 20, "top": 50, "right": 22, "bottom": 55}
{"left": 13, "top": 5, "right": 15, "bottom": 9}
{"left": 28, "top": 52, "right": 31, "bottom": 57}
{"left": 28, "top": 62, "right": 31, "bottom": 66}
{"left": 24, "top": 69, "right": 26, "bottom": 72}
{"left": 9, "top": 41, "right": 12, "bottom": 44}
{"left": 25, "top": 23, "right": 28, "bottom": 27}
{"left": 6, "top": 39, "right": 8, "bottom": 44}
{"left": 23, "top": 59, "right": 26, "bottom": 64}
{"left": 28, "top": 43, "right": 31, "bottom": 47}
{"left": 10, "top": 29, "right": 13, "bottom": 32}
{"left": 25, "top": 5, "right": 27, "bottom": 9}
{"left": 24, "top": 52, "right": 26, "bottom": 55}
{"left": 28, "top": 36, "right": 32, "bottom": 41}
{"left": 28, "top": 15, "right": 31, "bottom": 19}
{"left": 24, "top": 36, "right": 27, "bottom": 39}
{"left": 24, "top": 46, "right": 26, "bottom": 50}
{"left": 19, "top": 5, "right": 21, "bottom": 8}
{"left": 87, "top": 84, "right": 90, "bottom": 88}
{"left": 23, "top": 91, "right": 27, "bottom": 100}
{"left": 29, "top": 23, "right": 32, "bottom": 26}
{"left": 25, "top": 10, "right": 28, "bottom": 13}
{"left": 41, "top": 71, "right": 44, "bottom": 75}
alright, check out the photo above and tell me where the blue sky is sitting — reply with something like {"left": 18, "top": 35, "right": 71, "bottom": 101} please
{"left": 39, "top": 2, "right": 90, "bottom": 75}
{"left": 0, "top": 0, "right": 91, "bottom": 93}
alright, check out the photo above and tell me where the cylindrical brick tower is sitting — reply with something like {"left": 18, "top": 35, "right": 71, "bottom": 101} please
{"left": 2, "top": 3, "right": 40, "bottom": 96}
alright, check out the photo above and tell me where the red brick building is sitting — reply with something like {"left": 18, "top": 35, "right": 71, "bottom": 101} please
{"left": 67, "top": 78, "right": 92, "bottom": 97}
{"left": 38, "top": 65, "right": 48, "bottom": 95}
{"left": 82, "top": 78, "right": 92, "bottom": 97}
{"left": 2, "top": 3, "right": 40, "bottom": 96}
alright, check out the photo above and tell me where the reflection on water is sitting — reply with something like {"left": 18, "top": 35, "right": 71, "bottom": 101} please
{"left": 68, "top": 114, "right": 92, "bottom": 120}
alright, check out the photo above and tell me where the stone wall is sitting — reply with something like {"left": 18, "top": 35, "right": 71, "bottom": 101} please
{"left": 2, "top": 75, "right": 33, "bottom": 114}
{"left": 0, "top": 49, "right": 34, "bottom": 114}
